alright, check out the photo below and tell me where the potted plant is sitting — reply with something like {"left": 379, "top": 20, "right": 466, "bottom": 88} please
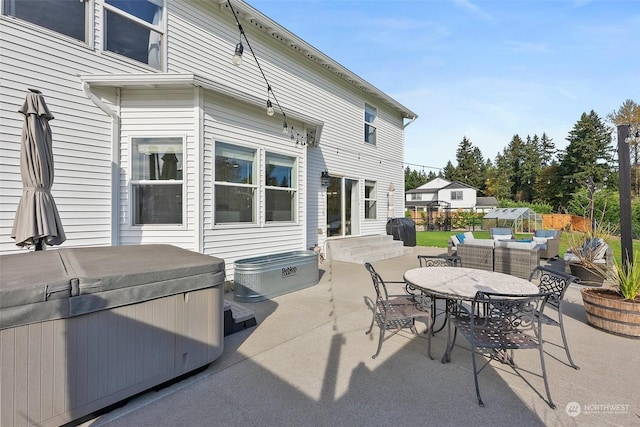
{"left": 564, "top": 223, "right": 614, "bottom": 286}
{"left": 581, "top": 252, "right": 640, "bottom": 338}
{"left": 564, "top": 182, "right": 615, "bottom": 286}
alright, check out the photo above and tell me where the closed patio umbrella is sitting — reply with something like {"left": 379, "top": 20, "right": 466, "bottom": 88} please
{"left": 11, "top": 89, "right": 66, "bottom": 250}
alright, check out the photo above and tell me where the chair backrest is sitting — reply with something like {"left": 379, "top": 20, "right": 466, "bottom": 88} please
{"left": 364, "top": 262, "right": 389, "bottom": 303}
{"left": 529, "top": 266, "right": 579, "bottom": 306}
{"left": 418, "top": 255, "right": 461, "bottom": 268}
{"left": 470, "top": 291, "right": 551, "bottom": 344}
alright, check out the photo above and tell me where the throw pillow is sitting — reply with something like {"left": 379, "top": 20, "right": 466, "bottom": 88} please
{"left": 456, "top": 233, "right": 465, "bottom": 244}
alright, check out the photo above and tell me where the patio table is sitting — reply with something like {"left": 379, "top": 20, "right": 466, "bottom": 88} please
{"left": 403, "top": 267, "right": 539, "bottom": 362}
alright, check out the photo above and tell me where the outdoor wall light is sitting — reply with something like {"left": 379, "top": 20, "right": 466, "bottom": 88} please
{"left": 321, "top": 170, "right": 331, "bottom": 187}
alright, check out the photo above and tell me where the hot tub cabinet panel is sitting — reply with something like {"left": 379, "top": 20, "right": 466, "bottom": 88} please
{"left": 0, "top": 245, "right": 224, "bottom": 427}
{"left": 234, "top": 251, "right": 319, "bottom": 302}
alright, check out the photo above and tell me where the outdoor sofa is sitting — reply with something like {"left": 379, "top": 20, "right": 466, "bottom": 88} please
{"left": 454, "top": 237, "right": 541, "bottom": 279}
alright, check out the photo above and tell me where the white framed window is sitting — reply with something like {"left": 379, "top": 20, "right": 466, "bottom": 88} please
{"left": 451, "top": 191, "right": 463, "bottom": 200}
{"left": 3, "top": 0, "right": 89, "bottom": 43}
{"left": 364, "top": 103, "right": 377, "bottom": 145}
{"left": 214, "top": 142, "right": 257, "bottom": 224}
{"left": 130, "top": 137, "right": 184, "bottom": 225}
{"left": 265, "top": 152, "right": 297, "bottom": 222}
{"left": 103, "top": 0, "right": 164, "bottom": 69}
{"left": 411, "top": 193, "right": 421, "bottom": 201}
{"left": 364, "top": 180, "right": 377, "bottom": 219}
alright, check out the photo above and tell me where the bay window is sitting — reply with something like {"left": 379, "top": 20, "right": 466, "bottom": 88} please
{"left": 214, "top": 143, "right": 257, "bottom": 224}
{"left": 265, "top": 153, "right": 296, "bottom": 222}
{"left": 131, "top": 137, "right": 183, "bottom": 225}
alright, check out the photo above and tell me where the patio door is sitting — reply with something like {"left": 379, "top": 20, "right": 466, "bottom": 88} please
{"left": 326, "top": 176, "right": 359, "bottom": 237}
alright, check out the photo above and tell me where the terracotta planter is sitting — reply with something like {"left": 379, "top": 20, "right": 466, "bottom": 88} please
{"left": 569, "top": 263, "right": 605, "bottom": 286}
{"left": 581, "top": 288, "right": 640, "bottom": 338}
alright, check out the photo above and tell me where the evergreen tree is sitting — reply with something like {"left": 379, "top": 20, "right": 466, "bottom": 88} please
{"left": 442, "top": 161, "right": 455, "bottom": 180}
{"left": 452, "top": 136, "right": 485, "bottom": 190}
{"left": 539, "top": 132, "right": 556, "bottom": 166}
{"left": 558, "top": 110, "right": 614, "bottom": 207}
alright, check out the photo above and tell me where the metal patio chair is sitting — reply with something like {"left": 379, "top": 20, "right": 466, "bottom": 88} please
{"left": 452, "top": 291, "right": 556, "bottom": 409}
{"left": 529, "top": 266, "right": 580, "bottom": 369}
{"left": 364, "top": 262, "right": 433, "bottom": 359}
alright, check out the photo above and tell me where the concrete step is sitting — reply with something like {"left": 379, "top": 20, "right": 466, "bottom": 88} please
{"left": 327, "top": 235, "right": 414, "bottom": 264}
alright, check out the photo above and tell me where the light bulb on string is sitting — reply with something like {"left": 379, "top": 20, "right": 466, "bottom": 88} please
{"left": 232, "top": 41, "right": 243, "bottom": 66}
{"left": 266, "top": 99, "right": 274, "bottom": 116}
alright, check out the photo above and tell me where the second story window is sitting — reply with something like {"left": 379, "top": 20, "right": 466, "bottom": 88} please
{"left": 451, "top": 191, "right": 463, "bottom": 200}
{"left": 104, "top": 0, "right": 164, "bottom": 69}
{"left": 364, "top": 104, "right": 377, "bottom": 145}
{"left": 3, "top": 0, "right": 88, "bottom": 43}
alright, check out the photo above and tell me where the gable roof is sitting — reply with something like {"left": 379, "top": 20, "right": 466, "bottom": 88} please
{"left": 476, "top": 197, "right": 499, "bottom": 207}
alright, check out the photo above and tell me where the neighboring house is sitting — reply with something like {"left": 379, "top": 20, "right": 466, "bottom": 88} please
{"left": 0, "top": 0, "right": 417, "bottom": 279}
{"left": 405, "top": 178, "right": 495, "bottom": 226}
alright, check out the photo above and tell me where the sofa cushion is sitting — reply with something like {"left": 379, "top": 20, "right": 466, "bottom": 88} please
{"left": 496, "top": 240, "right": 537, "bottom": 250}
{"left": 467, "top": 239, "right": 495, "bottom": 248}
{"left": 532, "top": 236, "right": 548, "bottom": 244}
{"left": 535, "top": 229, "right": 558, "bottom": 239}
{"left": 449, "top": 235, "right": 461, "bottom": 247}
{"left": 493, "top": 234, "right": 512, "bottom": 241}
{"left": 456, "top": 233, "right": 466, "bottom": 243}
{"left": 463, "top": 231, "right": 475, "bottom": 241}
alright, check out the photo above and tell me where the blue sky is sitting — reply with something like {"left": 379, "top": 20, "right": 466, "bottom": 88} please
{"left": 247, "top": 0, "right": 639, "bottom": 172}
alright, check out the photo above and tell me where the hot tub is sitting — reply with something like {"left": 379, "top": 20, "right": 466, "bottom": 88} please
{"left": 234, "top": 250, "right": 319, "bottom": 302}
{"left": 0, "top": 244, "right": 225, "bottom": 427}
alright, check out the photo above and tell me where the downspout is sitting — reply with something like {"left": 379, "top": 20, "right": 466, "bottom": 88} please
{"left": 82, "top": 81, "right": 121, "bottom": 246}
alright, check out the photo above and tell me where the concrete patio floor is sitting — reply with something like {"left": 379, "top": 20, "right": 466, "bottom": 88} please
{"left": 83, "top": 246, "right": 639, "bottom": 427}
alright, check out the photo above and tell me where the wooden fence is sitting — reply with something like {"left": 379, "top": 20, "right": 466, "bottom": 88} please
{"left": 542, "top": 214, "right": 591, "bottom": 232}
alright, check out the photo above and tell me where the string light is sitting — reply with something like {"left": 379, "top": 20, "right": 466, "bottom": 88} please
{"left": 227, "top": 1, "right": 289, "bottom": 133}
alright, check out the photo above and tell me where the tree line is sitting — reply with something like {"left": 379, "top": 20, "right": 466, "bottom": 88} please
{"left": 405, "top": 99, "right": 640, "bottom": 236}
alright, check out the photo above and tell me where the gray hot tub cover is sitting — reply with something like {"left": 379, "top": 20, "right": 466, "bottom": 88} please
{"left": 0, "top": 244, "right": 225, "bottom": 329}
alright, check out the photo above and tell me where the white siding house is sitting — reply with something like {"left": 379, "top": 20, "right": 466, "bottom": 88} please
{"left": 0, "top": 0, "right": 417, "bottom": 279}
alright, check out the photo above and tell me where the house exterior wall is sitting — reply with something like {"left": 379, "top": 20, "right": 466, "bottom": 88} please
{"left": 438, "top": 187, "right": 477, "bottom": 210}
{"left": 0, "top": 0, "right": 412, "bottom": 278}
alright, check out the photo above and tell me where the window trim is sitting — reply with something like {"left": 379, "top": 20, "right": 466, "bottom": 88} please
{"left": 264, "top": 151, "right": 298, "bottom": 223}
{"left": 364, "top": 103, "right": 377, "bottom": 145}
{"left": 213, "top": 141, "right": 259, "bottom": 226}
{"left": 364, "top": 180, "right": 377, "bottom": 220}
{"left": 2, "top": 0, "right": 92, "bottom": 46}
{"left": 102, "top": 0, "right": 166, "bottom": 70}
{"left": 128, "top": 135, "right": 186, "bottom": 228}
{"left": 451, "top": 190, "right": 463, "bottom": 201}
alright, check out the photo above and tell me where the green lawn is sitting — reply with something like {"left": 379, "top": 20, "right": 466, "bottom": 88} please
{"left": 416, "top": 230, "right": 639, "bottom": 265}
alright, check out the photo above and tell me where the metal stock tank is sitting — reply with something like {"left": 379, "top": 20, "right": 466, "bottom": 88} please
{"left": 233, "top": 250, "right": 319, "bottom": 302}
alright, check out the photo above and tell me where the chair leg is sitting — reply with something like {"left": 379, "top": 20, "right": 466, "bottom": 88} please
{"left": 470, "top": 344, "right": 484, "bottom": 407}
{"left": 557, "top": 308, "right": 579, "bottom": 370}
{"left": 538, "top": 342, "right": 556, "bottom": 409}
{"left": 372, "top": 325, "right": 386, "bottom": 359}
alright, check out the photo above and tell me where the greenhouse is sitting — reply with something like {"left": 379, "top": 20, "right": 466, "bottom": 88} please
{"left": 482, "top": 207, "right": 542, "bottom": 233}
